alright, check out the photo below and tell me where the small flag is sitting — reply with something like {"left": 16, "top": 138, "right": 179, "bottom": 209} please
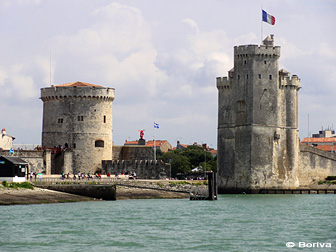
{"left": 154, "top": 122, "right": 159, "bottom": 129}
{"left": 262, "top": 10, "right": 275, "bottom": 25}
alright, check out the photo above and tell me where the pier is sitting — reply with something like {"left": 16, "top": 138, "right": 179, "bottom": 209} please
{"left": 190, "top": 172, "right": 218, "bottom": 200}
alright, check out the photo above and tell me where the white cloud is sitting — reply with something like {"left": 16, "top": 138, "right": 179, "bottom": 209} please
{"left": 0, "top": 0, "right": 335, "bottom": 147}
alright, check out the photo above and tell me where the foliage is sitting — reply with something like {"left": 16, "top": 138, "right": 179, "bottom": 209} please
{"left": 169, "top": 181, "right": 191, "bottom": 186}
{"left": 2, "top": 181, "right": 34, "bottom": 189}
{"left": 171, "top": 155, "right": 190, "bottom": 176}
{"left": 159, "top": 146, "right": 217, "bottom": 176}
{"left": 318, "top": 180, "right": 336, "bottom": 185}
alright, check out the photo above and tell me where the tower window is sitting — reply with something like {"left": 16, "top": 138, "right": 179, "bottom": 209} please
{"left": 238, "top": 75, "right": 240, "bottom": 80}
{"left": 264, "top": 60, "right": 267, "bottom": 64}
{"left": 58, "top": 118, "right": 63, "bottom": 123}
{"left": 259, "top": 74, "right": 261, "bottom": 79}
{"left": 244, "top": 60, "right": 247, "bottom": 65}
{"left": 95, "top": 140, "right": 104, "bottom": 148}
{"left": 78, "top": 116, "right": 84, "bottom": 121}
{"left": 246, "top": 74, "right": 248, "bottom": 79}
{"left": 73, "top": 143, "right": 76, "bottom": 149}
{"left": 269, "top": 75, "right": 272, "bottom": 80}
{"left": 104, "top": 115, "right": 106, "bottom": 123}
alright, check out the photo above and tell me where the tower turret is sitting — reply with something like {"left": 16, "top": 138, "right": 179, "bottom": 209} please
{"left": 40, "top": 81, "right": 115, "bottom": 174}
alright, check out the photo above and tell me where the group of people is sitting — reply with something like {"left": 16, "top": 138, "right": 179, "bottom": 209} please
{"left": 29, "top": 171, "right": 41, "bottom": 181}
{"left": 59, "top": 171, "right": 137, "bottom": 180}
{"left": 60, "top": 171, "right": 102, "bottom": 180}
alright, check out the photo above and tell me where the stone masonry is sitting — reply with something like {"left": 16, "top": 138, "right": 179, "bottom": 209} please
{"left": 217, "top": 35, "right": 336, "bottom": 193}
{"left": 217, "top": 35, "right": 301, "bottom": 193}
{"left": 40, "top": 82, "right": 115, "bottom": 174}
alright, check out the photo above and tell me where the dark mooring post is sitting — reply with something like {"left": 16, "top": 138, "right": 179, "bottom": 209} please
{"left": 207, "top": 172, "right": 218, "bottom": 200}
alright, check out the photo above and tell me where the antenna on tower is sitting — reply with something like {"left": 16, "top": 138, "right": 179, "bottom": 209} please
{"left": 50, "top": 51, "right": 52, "bottom": 86}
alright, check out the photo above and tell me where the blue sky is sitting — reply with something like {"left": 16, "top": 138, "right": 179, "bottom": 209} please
{"left": 0, "top": 0, "right": 335, "bottom": 148}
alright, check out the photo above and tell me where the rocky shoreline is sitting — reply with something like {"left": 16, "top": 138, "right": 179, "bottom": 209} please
{"left": 0, "top": 180, "right": 192, "bottom": 205}
{"left": 0, "top": 187, "right": 94, "bottom": 205}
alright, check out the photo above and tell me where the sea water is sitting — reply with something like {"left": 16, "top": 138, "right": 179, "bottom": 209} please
{"left": 0, "top": 194, "right": 335, "bottom": 252}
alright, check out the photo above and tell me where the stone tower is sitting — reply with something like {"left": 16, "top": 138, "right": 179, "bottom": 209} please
{"left": 216, "top": 35, "right": 301, "bottom": 193}
{"left": 40, "top": 82, "right": 115, "bottom": 174}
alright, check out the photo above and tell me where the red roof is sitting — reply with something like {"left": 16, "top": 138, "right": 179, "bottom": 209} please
{"left": 210, "top": 150, "right": 218, "bottom": 155}
{"left": 124, "top": 141, "right": 139, "bottom": 145}
{"left": 146, "top": 140, "right": 168, "bottom": 147}
{"left": 55, "top": 81, "right": 104, "bottom": 87}
{"left": 301, "top": 137, "right": 336, "bottom": 144}
{"left": 315, "top": 145, "right": 336, "bottom": 152}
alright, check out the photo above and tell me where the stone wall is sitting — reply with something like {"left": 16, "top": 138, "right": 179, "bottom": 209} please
{"left": 298, "top": 145, "right": 336, "bottom": 186}
{"left": 0, "top": 150, "right": 51, "bottom": 175}
{"left": 112, "top": 146, "right": 154, "bottom": 161}
{"left": 40, "top": 85, "right": 114, "bottom": 174}
{"left": 102, "top": 160, "right": 171, "bottom": 179}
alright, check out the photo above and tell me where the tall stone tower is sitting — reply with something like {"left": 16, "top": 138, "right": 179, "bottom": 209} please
{"left": 40, "top": 82, "right": 115, "bottom": 174}
{"left": 216, "top": 35, "right": 301, "bottom": 193}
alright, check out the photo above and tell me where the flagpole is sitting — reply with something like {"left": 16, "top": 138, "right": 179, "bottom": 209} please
{"left": 261, "top": 6, "right": 263, "bottom": 44}
{"left": 153, "top": 121, "right": 156, "bottom": 162}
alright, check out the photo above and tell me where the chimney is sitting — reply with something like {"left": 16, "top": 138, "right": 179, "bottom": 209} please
{"left": 2, "top": 129, "right": 6, "bottom": 135}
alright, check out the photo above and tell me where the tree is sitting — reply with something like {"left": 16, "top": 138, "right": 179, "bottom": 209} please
{"left": 171, "top": 155, "right": 190, "bottom": 175}
{"left": 159, "top": 146, "right": 217, "bottom": 176}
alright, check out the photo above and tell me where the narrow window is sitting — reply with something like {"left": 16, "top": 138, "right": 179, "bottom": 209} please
{"left": 73, "top": 143, "right": 76, "bottom": 149}
{"left": 238, "top": 75, "right": 240, "bottom": 80}
{"left": 104, "top": 115, "right": 106, "bottom": 123}
{"left": 264, "top": 60, "right": 267, "bottom": 64}
{"left": 78, "top": 116, "right": 84, "bottom": 121}
{"left": 95, "top": 140, "right": 104, "bottom": 148}
{"left": 58, "top": 118, "right": 63, "bottom": 123}
{"left": 246, "top": 74, "right": 248, "bottom": 79}
{"left": 259, "top": 74, "right": 261, "bottom": 79}
{"left": 244, "top": 60, "right": 247, "bottom": 65}
{"left": 269, "top": 75, "right": 272, "bottom": 80}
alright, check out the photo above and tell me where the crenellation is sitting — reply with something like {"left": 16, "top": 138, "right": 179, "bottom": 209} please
{"left": 216, "top": 76, "right": 231, "bottom": 90}
{"left": 279, "top": 74, "right": 301, "bottom": 89}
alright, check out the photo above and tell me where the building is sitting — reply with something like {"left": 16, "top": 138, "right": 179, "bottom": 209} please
{"left": 0, "top": 129, "right": 15, "bottom": 150}
{"left": 301, "top": 129, "right": 336, "bottom": 153}
{"left": 216, "top": 35, "right": 336, "bottom": 193}
{"left": 124, "top": 139, "right": 172, "bottom": 153}
{"left": 40, "top": 81, "right": 115, "bottom": 174}
{"left": 0, "top": 156, "right": 28, "bottom": 182}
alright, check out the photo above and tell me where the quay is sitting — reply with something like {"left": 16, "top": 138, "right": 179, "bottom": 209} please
{"left": 31, "top": 177, "right": 191, "bottom": 200}
{"left": 259, "top": 189, "right": 336, "bottom": 194}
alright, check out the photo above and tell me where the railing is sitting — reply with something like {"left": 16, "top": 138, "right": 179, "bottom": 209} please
{"left": 31, "top": 177, "right": 123, "bottom": 185}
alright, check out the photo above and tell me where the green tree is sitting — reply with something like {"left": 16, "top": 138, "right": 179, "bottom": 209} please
{"left": 159, "top": 146, "right": 217, "bottom": 176}
{"left": 171, "top": 155, "right": 190, "bottom": 175}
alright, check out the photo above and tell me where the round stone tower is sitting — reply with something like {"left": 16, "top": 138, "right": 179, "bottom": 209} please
{"left": 40, "top": 81, "right": 115, "bottom": 174}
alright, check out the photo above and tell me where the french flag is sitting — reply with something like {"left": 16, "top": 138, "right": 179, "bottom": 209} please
{"left": 262, "top": 10, "right": 275, "bottom": 25}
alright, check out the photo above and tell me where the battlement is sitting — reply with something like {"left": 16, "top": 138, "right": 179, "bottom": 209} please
{"left": 279, "top": 69, "right": 301, "bottom": 89}
{"left": 40, "top": 86, "right": 115, "bottom": 102}
{"left": 234, "top": 45, "right": 280, "bottom": 58}
{"left": 216, "top": 76, "right": 231, "bottom": 90}
{"left": 234, "top": 35, "right": 280, "bottom": 58}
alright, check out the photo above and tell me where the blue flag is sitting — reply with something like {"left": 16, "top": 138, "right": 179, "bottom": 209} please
{"left": 154, "top": 122, "right": 159, "bottom": 129}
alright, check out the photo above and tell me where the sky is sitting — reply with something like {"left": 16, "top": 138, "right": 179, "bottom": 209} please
{"left": 0, "top": 0, "right": 335, "bottom": 149}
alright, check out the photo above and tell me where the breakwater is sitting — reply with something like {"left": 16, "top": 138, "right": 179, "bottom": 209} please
{"left": 34, "top": 179, "right": 194, "bottom": 200}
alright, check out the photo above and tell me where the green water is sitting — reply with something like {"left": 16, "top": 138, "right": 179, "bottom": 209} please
{"left": 0, "top": 195, "right": 335, "bottom": 252}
